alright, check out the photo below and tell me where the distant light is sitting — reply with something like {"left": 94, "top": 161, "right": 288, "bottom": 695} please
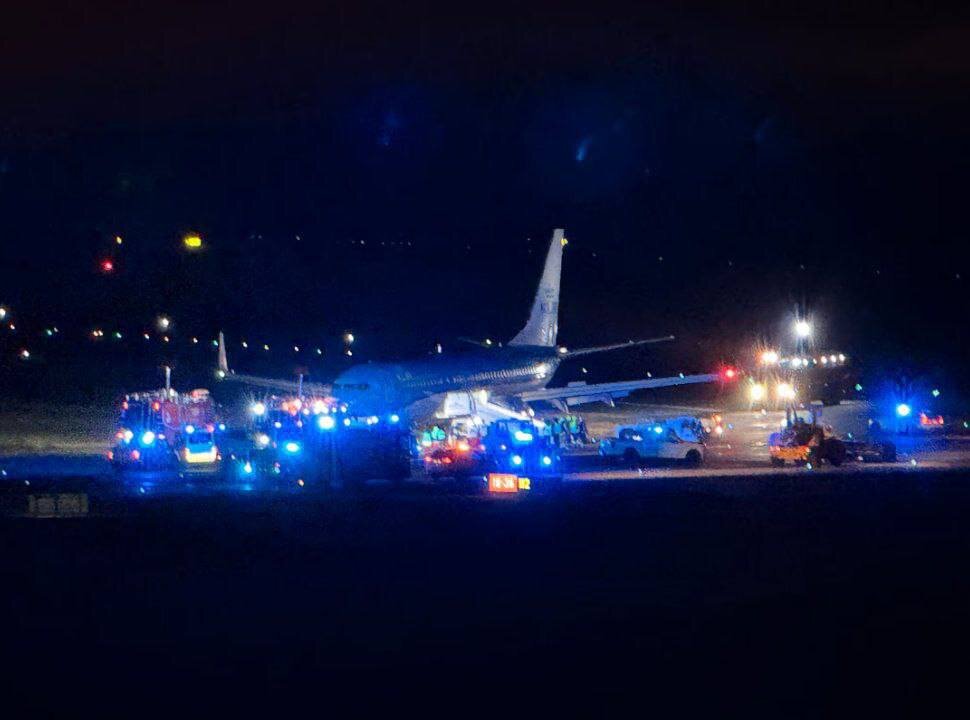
{"left": 183, "top": 233, "right": 203, "bottom": 250}
{"left": 255, "top": 433, "right": 270, "bottom": 448}
{"left": 123, "top": 429, "right": 134, "bottom": 443}
{"left": 345, "top": 349, "right": 353, "bottom": 357}
{"left": 855, "top": 383, "right": 863, "bottom": 392}
{"left": 140, "top": 430, "right": 156, "bottom": 446}
{"left": 251, "top": 402, "right": 266, "bottom": 416}
{"left": 776, "top": 382, "right": 796, "bottom": 401}
{"left": 216, "top": 369, "right": 226, "bottom": 379}
{"left": 511, "top": 454, "right": 524, "bottom": 467}
{"left": 316, "top": 348, "right": 323, "bottom": 355}
{"left": 113, "top": 331, "right": 122, "bottom": 339}
{"left": 654, "top": 426, "right": 663, "bottom": 434}
{"left": 932, "top": 389, "right": 941, "bottom": 398}
{"left": 896, "top": 403, "right": 912, "bottom": 418}
{"left": 794, "top": 320, "right": 811, "bottom": 339}
{"left": 212, "top": 339, "right": 219, "bottom": 347}
{"left": 791, "top": 358, "right": 802, "bottom": 369}
{"left": 542, "top": 455, "right": 553, "bottom": 466}
{"left": 0, "top": 307, "right": 6, "bottom": 319}
{"left": 760, "top": 350, "right": 779, "bottom": 365}
{"left": 484, "top": 338, "right": 492, "bottom": 346}
{"left": 241, "top": 341, "right": 248, "bottom": 348}
{"left": 435, "top": 343, "right": 442, "bottom": 354}
{"left": 44, "top": 328, "right": 53, "bottom": 336}
{"left": 242, "top": 462, "right": 253, "bottom": 475}
{"left": 830, "top": 354, "right": 838, "bottom": 363}
{"left": 263, "top": 344, "right": 270, "bottom": 351}
{"left": 749, "top": 384, "right": 766, "bottom": 402}
{"left": 389, "top": 413, "right": 400, "bottom": 424}
{"left": 191, "top": 337, "right": 198, "bottom": 344}
{"left": 297, "top": 478, "right": 305, "bottom": 487}
{"left": 218, "top": 423, "right": 226, "bottom": 431}
{"left": 344, "top": 332, "right": 355, "bottom": 344}
{"left": 162, "top": 335, "right": 170, "bottom": 343}
{"left": 311, "top": 400, "right": 326, "bottom": 414}
{"left": 100, "top": 259, "right": 114, "bottom": 273}
{"left": 558, "top": 346, "right": 568, "bottom": 354}
{"left": 185, "top": 424, "right": 195, "bottom": 434}
{"left": 19, "top": 348, "right": 30, "bottom": 360}
{"left": 838, "top": 354, "right": 845, "bottom": 362}
{"left": 317, "top": 415, "right": 336, "bottom": 430}
{"left": 820, "top": 356, "right": 828, "bottom": 364}
{"left": 293, "top": 345, "right": 300, "bottom": 353}
{"left": 115, "top": 235, "right": 123, "bottom": 245}
{"left": 284, "top": 441, "right": 301, "bottom": 454}
{"left": 367, "top": 415, "right": 379, "bottom": 425}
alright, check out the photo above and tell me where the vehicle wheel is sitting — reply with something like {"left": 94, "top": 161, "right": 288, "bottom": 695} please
{"left": 825, "top": 439, "right": 846, "bottom": 467}
{"left": 684, "top": 449, "right": 702, "bottom": 467}
{"left": 880, "top": 442, "right": 897, "bottom": 463}
{"left": 770, "top": 457, "right": 785, "bottom": 467}
{"left": 623, "top": 448, "right": 640, "bottom": 467}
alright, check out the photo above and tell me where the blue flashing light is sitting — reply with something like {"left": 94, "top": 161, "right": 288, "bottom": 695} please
{"left": 122, "top": 429, "right": 134, "bottom": 444}
{"left": 140, "top": 430, "right": 156, "bottom": 446}
{"left": 343, "top": 417, "right": 352, "bottom": 427}
{"left": 318, "top": 415, "right": 336, "bottom": 430}
{"left": 284, "top": 441, "right": 301, "bottom": 454}
{"left": 541, "top": 455, "right": 553, "bottom": 466}
{"left": 511, "top": 454, "right": 524, "bottom": 467}
{"left": 896, "top": 403, "right": 912, "bottom": 418}
{"left": 185, "top": 424, "right": 195, "bottom": 434}
{"left": 242, "top": 461, "right": 253, "bottom": 475}
{"left": 273, "top": 421, "right": 282, "bottom": 429}
{"left": 932, "top": 389, "right": 941, "bottom": 398}
{"left": 218, "top": 423, "right": 226, "bottom": 431}
{"left": 389, "top": 413, "right": 400, "bottom": 424}
{"left": 654, "top": 426, "right": 663, "bottom": 434}
{"left": 513, "top": 430, "right": 534, "bottom": 443}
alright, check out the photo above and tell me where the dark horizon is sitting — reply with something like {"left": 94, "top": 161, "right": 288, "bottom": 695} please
{"left": 2, "top": 2, "right": 969, "bottom": 396}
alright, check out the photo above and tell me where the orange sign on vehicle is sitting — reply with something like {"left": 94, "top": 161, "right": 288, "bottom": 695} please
{"left": 488, "top": 473, "right": 519, "bottom": 493}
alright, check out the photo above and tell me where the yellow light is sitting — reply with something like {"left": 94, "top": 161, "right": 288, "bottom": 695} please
{"left": 183, "top": 233, "right": 203, "bottom": 250}
{"left": 115, "top": 235, "right": 123, "bottom": 245}
{"left": 561, "top": 236, "right": 568, "bottom": 247}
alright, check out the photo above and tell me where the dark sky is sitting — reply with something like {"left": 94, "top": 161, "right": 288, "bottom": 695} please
{"left": 1, "top": 1, "right": 969, "bottom": 394}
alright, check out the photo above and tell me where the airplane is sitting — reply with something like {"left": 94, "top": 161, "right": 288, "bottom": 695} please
{"left": 217, "top": 229, "right": 724, "bottom": 419}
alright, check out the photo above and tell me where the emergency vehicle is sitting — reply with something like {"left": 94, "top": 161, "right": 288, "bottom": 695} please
{"left": 232, "top": 395, "right": 411, "bottom": 489}
{"left": 599, "top": 417, "right": 706, "bottom": 466}
{"left": 109, "top": 388, "right": 223, "bottom": 471}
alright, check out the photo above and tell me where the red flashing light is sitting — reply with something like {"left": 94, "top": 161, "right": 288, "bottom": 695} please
{"left": 152, "top": 401, "right": 161, "bottom": 411}
{"left": 722, "top": 367, "right": 738, "bottom": 380}
{"left": 131, "top": 449, "right": 141, "bottom": 461}
{"left": 100, "top": 259, "right": 114, "bottom": 273}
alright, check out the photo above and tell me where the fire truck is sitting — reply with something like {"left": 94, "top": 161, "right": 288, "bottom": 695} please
{"left": 109, "top": 388, "right": 223, "bottom": 471}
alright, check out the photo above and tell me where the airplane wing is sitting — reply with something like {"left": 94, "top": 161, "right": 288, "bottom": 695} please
{"left": 562, "top": 335, "right": 675, "bottom": 358}
{"left": 216, "top": 332, "right": 331, "bottom": 395}
{"left": 518, "top": 373, "right": 718, "bottom": 408}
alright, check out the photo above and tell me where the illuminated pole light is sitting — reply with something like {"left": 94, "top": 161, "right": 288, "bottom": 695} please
{"left": 293, "top": 345, "right": 300, "bottom": 353}
{"left": 435, "top": 343, "right": 442, "bottom": 354}
{"left": 794, "top": 320, "right": 811, "bottom": 339}
{"left": 0, "top": 306, "right": 6, "bottom": 320}
{"left": 932, "top": 389, "right": 941, "bottom": 398}
{"left": 344, "top": 332, "right": 354, "bottom": 344}
{"left": 315, "top": 348, "right": 323, "bottom": 355}
{"left": 143, "top": 333, "right": 150, "bottom": 340}
{"left": 156, "top": 316, "right": 171, "bottom": 331}
{"left": 263, "top": 344, "right": 270, "bottom": 351}
{"left": 19, "top": 349, "right": 30, "bottom": 360}
{"left": 162, "top": 335, "right": 170, "bottom": 343}
{"left": 345, "top": 348, "right": 353, "bottom": 357}
{"left": 241, "top": 341, "right": 248, "bottom": 349}
{"left": 115, "top": 235, "right": 123, "bottom": 245}
{"left": 191, "top": 337, "right": 198, "bottom": 344}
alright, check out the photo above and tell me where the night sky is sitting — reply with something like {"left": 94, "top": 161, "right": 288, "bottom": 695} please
{"left": 2, "top": 2, "right": 969, "bottom": 398}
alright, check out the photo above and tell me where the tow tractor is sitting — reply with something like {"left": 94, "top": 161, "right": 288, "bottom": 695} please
{"left": 768, "top": 406, "right": 896, "bottom": 467}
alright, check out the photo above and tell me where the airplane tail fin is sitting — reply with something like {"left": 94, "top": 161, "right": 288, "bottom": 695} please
{"left": 217, "top": 331, "right": 229, "bottom": 374}
{"left": 509, "top": 228, "right": 564, "bottom": 347}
